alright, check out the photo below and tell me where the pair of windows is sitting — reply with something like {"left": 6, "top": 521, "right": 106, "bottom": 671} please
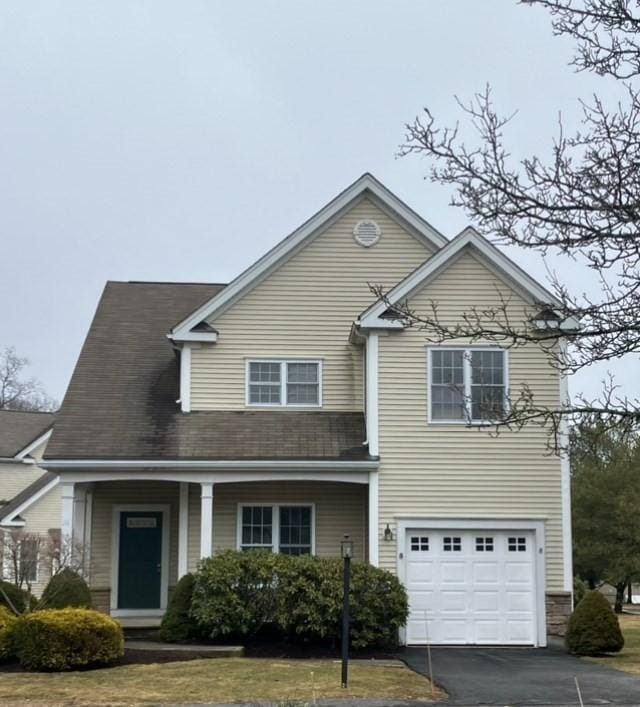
{"left": 239, "top": 504, "right": 313, "bottom": 555}
{"left": 247, "top": 361, "right": 321, "bottom": 407}
{"left": 0, "top": 535, "right": 39, "bottom": 584}
{"left": 430, "top": 348, "right": 507, "bottom": 423}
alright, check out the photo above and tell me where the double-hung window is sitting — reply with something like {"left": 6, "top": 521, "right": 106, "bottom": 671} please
{"left": 238, "top": 504, "right": 314, "bottom": 555}
{"left": 429, "top": 348, "right": 507, "bottom": 423}
{"left": 247, "top": 360, "right": 321, "bottom": 407}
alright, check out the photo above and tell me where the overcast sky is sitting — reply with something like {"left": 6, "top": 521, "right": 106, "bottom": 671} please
{"left": 0, "top": 1, "right": 630, "bottom": 405}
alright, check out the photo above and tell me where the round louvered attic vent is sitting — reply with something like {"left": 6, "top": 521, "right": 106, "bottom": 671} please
{"left": 353, "top": 219, "right": 381, "bottom": 248}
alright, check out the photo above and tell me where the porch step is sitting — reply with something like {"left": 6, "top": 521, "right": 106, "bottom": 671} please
{"left": 125, "top": 640, "right": 244, "bottom": 658}
{"left": 118, "top": 616, "right": 163, "bottom": 629}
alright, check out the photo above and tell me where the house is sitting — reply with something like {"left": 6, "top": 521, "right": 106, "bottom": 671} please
{"left": 43, "top": 174, "right": 572, "bottom": 645}
{"left": 0, "top": 410, "right": 59, "bottom": 595}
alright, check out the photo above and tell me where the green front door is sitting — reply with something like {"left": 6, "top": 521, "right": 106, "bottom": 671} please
{"left": 118, "top": 511, "right": 163, "bottom": 609}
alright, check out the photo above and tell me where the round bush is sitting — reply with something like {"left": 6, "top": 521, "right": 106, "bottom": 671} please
{"left": 41, "top": 568, "right": 92, "bottom": 609}
{"left": 566, "top": 590, "right": 624, "bottom": 656}
{"left": 191, "top": 551, "right": 281, "bottom": 638}
{"left": 0, "top": 581, "right": 34, "bottom": 614}
{"left": 0, "top": 606, "right": 17, "bottom": 661}
{"left": 191, "top": 551, "right": 409, "bottom": 649}
{"left": 350, "top": 562, "right": 408, "bottom": 648}
{"left": 13, "top": 609, "right": 124, "bottom": 671}
{"left": 160, "top": 573, "right": 200, "bottom": 643}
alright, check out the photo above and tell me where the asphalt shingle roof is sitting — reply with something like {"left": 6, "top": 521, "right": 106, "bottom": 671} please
{"left": 0, "top": 410, "right": 56, "bottom": 458}
{"left": 46, "top": 282, "right": 369, "bottom": 461}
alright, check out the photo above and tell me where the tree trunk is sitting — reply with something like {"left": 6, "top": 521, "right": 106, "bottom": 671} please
{"left": 614, "top": 583, "right": 626, "bottom": 613}
{"left": 628, "top": 583, "right": 633, "bottom": 605}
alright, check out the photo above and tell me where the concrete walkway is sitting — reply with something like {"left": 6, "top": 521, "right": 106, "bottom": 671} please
{"left": 399, "top": 645, "right": 640, "bottom": 706}
{"left": 125, "top": 640, "right": 244, "bottom": 657}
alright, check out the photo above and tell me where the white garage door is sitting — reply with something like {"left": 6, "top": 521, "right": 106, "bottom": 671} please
{"left": 405, "top": 529, "right": 536, "bottom": 645}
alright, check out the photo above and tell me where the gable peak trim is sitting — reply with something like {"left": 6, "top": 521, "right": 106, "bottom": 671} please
{"left": 170, "top": 173, "right": 448, "bottom": 338}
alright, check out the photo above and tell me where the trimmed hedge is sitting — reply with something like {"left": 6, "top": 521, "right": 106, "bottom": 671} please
{"left": 0, "top": 606, "right": 17, "bottom": 661}
{"left": 41, "top": 569, "right": 92, "bottom": 609}
{"left": 13, "top": 609, "right": 124, "bottom": 671}
{"left": 566, "top": 590, "right": 624, "bottom": 656}
{"left": 190, "top": 551, "right": 408, "bottom": 649}
{"left": 160, "top": 573, "right": 200, "bottom": 643}
{"left": 0, "top": 581, "right": 34, "bottom": 614}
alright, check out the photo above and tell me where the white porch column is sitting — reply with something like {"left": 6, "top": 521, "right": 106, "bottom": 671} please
{"left": 178, "top": 482, "right": 189, "bottom": 576}
{"left": 60, "top": 481, "right": 75, "bottom": 545}
{"left": 365, "top": 333, "right": 379, "bottom": 457}
{"left": 200, "top": 482, "right": 213, "bottom": 559}
{"left": 368, "top": 471, "right": 379, "bottom": 566}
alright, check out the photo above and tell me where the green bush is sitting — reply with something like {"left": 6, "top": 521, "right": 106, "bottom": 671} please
{"left": 13, "top": 608, "right": 124, "bottom": 671}
{"left": 573, "top": 577, "right": 588, "bottom": 608}
{"left": 0, "top": 581, "right": 35, "bottom": 614}
{"left": 190, "top": 551, "right": 409, "bottom": 649}
{"left": 0, "top": 606, "right": 17, "bottom": 661}
{"left": 191, "top": 551, "right": 281, "bottom": 638}
{"left": 160, "top": 573, "right": 200, "bottom": 643}
{"left": 41, "top": 568, "right": 92, "bottom": 609}
{"left": 566, "top": 590, "right": 624, "bottom": 656}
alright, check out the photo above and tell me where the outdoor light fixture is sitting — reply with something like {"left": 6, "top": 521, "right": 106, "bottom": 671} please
{"left": 383, "top": 523, "right": 394, "bottom": 541}
{"left": 340, "top": 534, "right": 354, "bottom": 559}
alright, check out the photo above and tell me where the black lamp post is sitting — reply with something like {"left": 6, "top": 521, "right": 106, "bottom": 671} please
{"left": 340, "top": 534, "right": 353, "bottom": 689}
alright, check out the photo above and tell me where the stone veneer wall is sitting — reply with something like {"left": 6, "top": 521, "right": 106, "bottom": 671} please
{"left": 546, "top": 591, "right": 572, "bottom": 637}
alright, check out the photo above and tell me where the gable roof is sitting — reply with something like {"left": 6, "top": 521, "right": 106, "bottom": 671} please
{"left": 170, "top": 173, "right": 448, "bottom": 338}
{"left": 357, "top": 226, "right": 562, "bottom": 328}
{"left": 45, "top": 281, "right": 371, "bottom": 462}
{"left": 0, "top": 410, "right": 56, "bottom": 459}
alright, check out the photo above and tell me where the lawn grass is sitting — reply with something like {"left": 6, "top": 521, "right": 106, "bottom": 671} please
{"left": 587, "top": 613, "right": 640, "bottom": 675}
{"left": 0, "top": 657, "right": 445, "bottom": 705}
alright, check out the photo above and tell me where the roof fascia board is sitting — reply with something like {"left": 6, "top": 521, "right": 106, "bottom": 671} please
{"left": 358, "top": 229, "right": 561, "bottom": 328}
{"left": 0, "top": 476, "right": 59, "bottom": 526}
{"left": 14, "top": 428, "right": 53, "bottom": 461}
{"left": 171, "top": 174, "right": 448, "bottom": 336}
{"left": 43, "top": 458, "right": 379, "bottom": 471}
{"left": 167, "top": 332, "right": 218, "bottom": 343}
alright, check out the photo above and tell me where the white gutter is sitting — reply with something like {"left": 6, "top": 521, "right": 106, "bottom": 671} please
{"left": 43, "top": 459, "right": 379, "bottom": 471}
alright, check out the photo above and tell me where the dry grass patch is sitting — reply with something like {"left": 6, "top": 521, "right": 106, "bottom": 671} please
{"left": 587, "top": 613, "right": 640, "bottom": 675}
{"left": 0, "top": 657, "right": 445, "bottom": 705}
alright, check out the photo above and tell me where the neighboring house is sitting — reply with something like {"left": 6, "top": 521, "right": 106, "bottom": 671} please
{"left": 0, "top": 410, "right": 59, "bottom": 596}
{"left": 43, "top": 174, "right": 572, "bottom": 645}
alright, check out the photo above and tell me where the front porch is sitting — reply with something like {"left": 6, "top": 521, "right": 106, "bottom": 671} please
{"left": 59, "top": 470, "right": 377, "bottom": 618}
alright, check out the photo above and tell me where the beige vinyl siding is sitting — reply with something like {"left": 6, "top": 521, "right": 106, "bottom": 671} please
{"left": 187, "top": 481, "right": 367, "bottom": 570}
{"left": 377, "top": 251, "right": 565, "bottom": 590}
{"left": 191, "top": 197, "right": 433, "bottom": 410}
{"left": 89, "top": 481, "right": 180, "bottom": 590}
{"left": 14, "top": 483, "right": 62, "bottom": 596}
{"left": 0, "top": 463, "right": 47, "bottom": 505}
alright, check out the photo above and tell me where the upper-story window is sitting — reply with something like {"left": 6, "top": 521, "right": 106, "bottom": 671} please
{"left": 246, "top": 360, "right": 322, "bottom": 407}
{"left": 428, "top": 348, "right": 507, "bottom": 423}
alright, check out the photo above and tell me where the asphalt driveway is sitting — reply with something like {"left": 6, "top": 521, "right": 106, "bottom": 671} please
{"left": 399, "top": 646, "right": 640, "bottom": 706}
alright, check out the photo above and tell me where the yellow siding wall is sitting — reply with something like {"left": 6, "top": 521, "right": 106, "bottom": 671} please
{"left": 89, "top": 481, "right": 180, "bottom": 591}
{"left": 191, "top": 197, "right": 433, "bottom": 410}
{"left": 0, "top": 438, "right": 60, "bottom": 597}
{"left": 187, "top": 481, "right": 367, "bottom": 570}
{"left": 377, "top": 251, "right": 564, "bottom": 590}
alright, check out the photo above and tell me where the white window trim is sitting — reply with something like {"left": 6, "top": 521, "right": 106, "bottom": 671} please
{"left": 236, "top": 502, "right": 316, "bottom": 555}
{"left": 0, "top": 535, "right": 39, "bottom": 585}
{"left": 426, "top": 346, "right": 509, "bottom": 425}
{"left": 245, "top": 359, "right": 323, "bottom": 408}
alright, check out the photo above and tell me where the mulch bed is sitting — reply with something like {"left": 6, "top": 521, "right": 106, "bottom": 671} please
{"left": 0, "top": 640, "right": 396, "bottom": 673}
